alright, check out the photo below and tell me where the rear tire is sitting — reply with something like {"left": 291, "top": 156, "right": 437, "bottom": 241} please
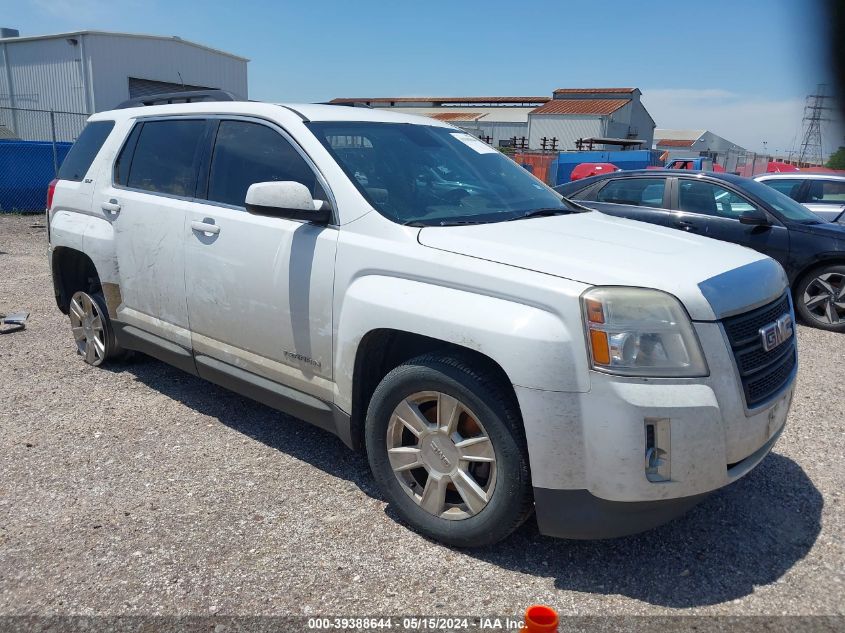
{"left": 68, "top": 290, "right": 122, "bottom": 366}
{"left": 794, "top": 264, "right": 845, "bottom": 333}
{"left": 365, "top": 353, "right": 533, "bottom": 547}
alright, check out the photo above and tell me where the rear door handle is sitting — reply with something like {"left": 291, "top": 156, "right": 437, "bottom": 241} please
{"left": 191, "top": 220, "right": 220, "bottom": 235}
{"left": 102, "top": 199, "right": 121, "bottom": 215}
{"left": 675, "top": 220, "right": 695, "bottom": 231}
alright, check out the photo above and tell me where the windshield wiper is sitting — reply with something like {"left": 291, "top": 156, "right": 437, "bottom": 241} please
{"left": 507, "top": 208, "right": 573, "bottom": 221}
{"left": 399, "top": 219, "right": 485, "bottom": 227}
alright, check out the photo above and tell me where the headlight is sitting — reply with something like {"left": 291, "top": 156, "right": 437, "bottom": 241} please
{"left": 582, "top": 287, "right": 708, "bottom": 377}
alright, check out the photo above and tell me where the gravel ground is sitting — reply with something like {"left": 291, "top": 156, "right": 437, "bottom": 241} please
{"left": 0, "top": 213, "right": 843, "bottom": 618}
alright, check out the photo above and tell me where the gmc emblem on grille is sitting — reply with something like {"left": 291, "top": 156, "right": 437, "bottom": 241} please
{"left": 759, "top": 313, "right": 793, "bottom": 352}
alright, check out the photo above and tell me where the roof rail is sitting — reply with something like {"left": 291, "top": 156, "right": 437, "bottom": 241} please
{"left": 115, "top": 89, "right": 243, "bottom": 109}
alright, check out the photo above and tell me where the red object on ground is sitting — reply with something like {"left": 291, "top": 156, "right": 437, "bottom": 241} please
{"left": 712, "top": 163, "right": 726, "bottom": 172}
{"left": 570, "top": 162, "right": 620, "bottom": 181}
{"left": 767, "top": 161, "right": 801, "bottom": 173}
{"left": 520, "top": 605, "right": 559, "bottom": 632}
{"left": 799, "top": 166, "right": 845, "bottom": 175}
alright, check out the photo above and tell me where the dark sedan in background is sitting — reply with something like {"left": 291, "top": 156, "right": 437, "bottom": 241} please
{"left": 556, "top": 170, "right": 845, "bottom": 332}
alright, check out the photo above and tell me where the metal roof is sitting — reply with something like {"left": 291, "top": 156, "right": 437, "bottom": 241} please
{"left": 530, "top": 99, "right": 630, "bottom": 116}
{"left": 655, "top": 138, "right": 696, "bottom": 147}
{"left": 0, "top": 30, "right": 249, "bottom": 62}
{"left": 329, "top": 96, "right": 549, "bottom": 105}
{"left": 386, "top": 106, "right": 535, "bottom": 123}
{"left": 553, "top": 88, "right": 636, "bottom": 94}
{"left": 424, "top": 112, "right": 487, "bottom": 122}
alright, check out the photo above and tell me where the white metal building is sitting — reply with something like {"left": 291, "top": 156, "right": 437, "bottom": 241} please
{"left": 654, "top": 129, "right": 746, "bottom": 161}
{"left": 0, "top": 29, "right": 248, "bottom": 140}
{"left": 528, "top": 88, "right": 655, "bottom": 151}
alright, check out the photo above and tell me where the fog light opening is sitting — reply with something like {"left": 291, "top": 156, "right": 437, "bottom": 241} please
{"left": 645, "top": 418, "right": 671, "bottom": 482}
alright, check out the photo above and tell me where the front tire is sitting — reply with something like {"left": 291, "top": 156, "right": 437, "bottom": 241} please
{"left": 794, "top": 265, "right": 845, "bottom": 332}
{"left": 365, "top": 353, "right": 532, "bottom": 547}
{"left": 68, "top": 290, "right": 121, "bottom": 366}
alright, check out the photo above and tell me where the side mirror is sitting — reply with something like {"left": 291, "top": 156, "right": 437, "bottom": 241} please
{"left": 245, "top": 181, "right": 331, "bottom": 223}
{"left": 738, "top": 209, "right": 770, "bottom": 226}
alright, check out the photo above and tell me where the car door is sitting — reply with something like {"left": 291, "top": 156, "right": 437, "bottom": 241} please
{"left": 671, "top": 177, "right": 790, "bottom": 268}
{"left": 104, "top": 117, "right": 208, "bottom": 351}
{"left": 803, "top": 179, "right": 845, "bottom": 222}
{"left": 587, "top": 176, "right": 674, "bottom": 226}
{"left": 184, "top": 118, "right": 338, "bottom": 404}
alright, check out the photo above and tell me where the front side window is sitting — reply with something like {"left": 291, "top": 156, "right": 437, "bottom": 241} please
{"left": 678, "top": 180, "right": 755, "bottom": 218}
{"left": 207, "top": 121, "right": 324, "bottom": 207}
{"left": 808, "top": 179, "right": 845, "bottom": 203}
{"left": 595, "top": 178, "right": 666, "bottom": 208}
{"left": 307, "top": 122, "right": 569, "bottom": 226}
{"left": 124, "top": 119, "right": 206, "bottom": 196}
{"left": 762, "top": 178, "right": 803, "bottom": 200}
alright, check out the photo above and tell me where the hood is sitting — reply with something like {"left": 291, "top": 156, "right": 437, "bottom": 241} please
{"left": 418, "top": 212, "right": 788, "bottom": 321}
{"left": 791, "top": 221, "right": 845, "bottom": 239}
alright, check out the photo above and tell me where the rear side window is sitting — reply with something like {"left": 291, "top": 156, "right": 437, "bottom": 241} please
{"left": 57, "top": 120, "right": 114, "bottom": 181}
{"left": 206, "top": 120, "right": 323, "bottom": 207}
{"left": 123, "top": 120, "right": 206, "bottom": 196}
{"left": 596, "top": 178, "right": 666, "bottom": 208}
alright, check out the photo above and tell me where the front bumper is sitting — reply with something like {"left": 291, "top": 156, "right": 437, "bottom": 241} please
{"left": 517, "top": 320, "right": 796, "bottom": 539}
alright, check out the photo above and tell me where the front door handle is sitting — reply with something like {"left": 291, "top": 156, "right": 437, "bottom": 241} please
{"left": 191, "top": 220, "right": 220, "bottom": 235}
{"left": 102, "top": 199, "right": 121, "bottom": 215}
{"left": 675, "top": 220, "right": 695, "bottom": 231}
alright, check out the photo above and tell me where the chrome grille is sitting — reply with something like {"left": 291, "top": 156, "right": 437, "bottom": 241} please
{"left": 722, "top": 293, "right": 796, "bottom": 407}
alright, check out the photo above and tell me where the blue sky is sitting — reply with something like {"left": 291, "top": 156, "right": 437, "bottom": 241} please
{"left": 12, "top": 0, "right": 843, "bottom": 155}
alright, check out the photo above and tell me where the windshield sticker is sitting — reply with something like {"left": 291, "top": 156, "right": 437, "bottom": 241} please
{"left": 450, "top": 132, "right": 498, "bottom": 154}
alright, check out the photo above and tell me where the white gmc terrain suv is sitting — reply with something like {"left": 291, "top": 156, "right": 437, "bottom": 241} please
{"left": 47, "top": 94, "right": 797, "bottom": 547}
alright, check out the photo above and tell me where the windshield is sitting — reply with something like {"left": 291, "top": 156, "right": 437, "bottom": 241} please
{"left": 307, "top": 122, "right": 572, "bottom": 225}
{"left": 744, "top": 178, "right": 826, "bottom": 224}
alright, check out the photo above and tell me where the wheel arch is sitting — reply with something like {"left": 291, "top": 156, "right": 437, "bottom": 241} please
{"left": 347, "top": 328, "right": 518, "bottom": 451}
{"left": 51, "top": 247, "right": 101, "bottom": 314}
{"left": 791, "top": 255, "right": 845, "bottom": 289}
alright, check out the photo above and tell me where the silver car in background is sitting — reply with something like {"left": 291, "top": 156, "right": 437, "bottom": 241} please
{"left": 755, "top": 173, "right": 845, "bottom": 223}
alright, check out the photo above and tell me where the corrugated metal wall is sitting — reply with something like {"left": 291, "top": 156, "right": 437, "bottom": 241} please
{"left": 0, "top": 38, "right": 88, "bottom": 113}
{"left": 528, "top": 115, "right": 603, "bottom": 150}
{"left": 86, "top": 34, "right": 248, "bottom": 110}
{"left": 455, "top": 122, "right": 529, "bottom": 147}
{"left": 628, "top": 101, "right": 655, "bottom": 147}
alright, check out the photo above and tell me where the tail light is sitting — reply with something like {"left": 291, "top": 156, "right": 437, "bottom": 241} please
{"left": 46, "top": 178, "right": 58, "bottom": 242}
{"left": 46, "top": 178, "right": 58, "bottom": 211}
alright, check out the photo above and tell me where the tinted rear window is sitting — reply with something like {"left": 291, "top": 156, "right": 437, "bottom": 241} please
{"left": 57, "top": 120, "right": 114, "bottom": 182}
{"left": 125, "top": 120, "right": 206, "bottom": 196}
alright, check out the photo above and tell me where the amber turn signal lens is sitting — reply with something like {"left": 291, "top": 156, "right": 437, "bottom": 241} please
{"left": 589, "top": 329, "right": 611, "bottom": 365}
{"left": 585, "top": 298, "right": 604, "bottom": 324}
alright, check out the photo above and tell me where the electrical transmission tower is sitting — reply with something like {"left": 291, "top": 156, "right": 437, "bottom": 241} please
{"left": 798, "top": 84, "right": 833, "bottom": 166}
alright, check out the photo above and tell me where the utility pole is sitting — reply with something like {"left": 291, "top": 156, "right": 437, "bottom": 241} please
{"left": 799, "top": 84, "right": 834, "bottom": 166}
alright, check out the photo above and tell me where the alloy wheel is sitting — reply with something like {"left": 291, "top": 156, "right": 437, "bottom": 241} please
{"left": 803, "top": 272, "right": 845, "bottom": 325}
{"left": 386, "top": 391, "right": 497, "bottom": 520}
{"left": 69, "top": 291, "right": 108, "bottom": 366}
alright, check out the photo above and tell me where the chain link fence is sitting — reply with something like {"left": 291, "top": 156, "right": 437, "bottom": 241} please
{"left": 0, "top": 106, "right": 89, "bottom": 213}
